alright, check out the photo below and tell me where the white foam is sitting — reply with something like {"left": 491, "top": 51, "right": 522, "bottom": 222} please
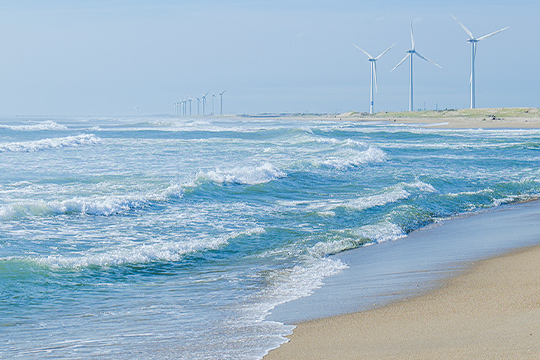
{"left": 406, "top": 180, "right": 437, "bottom": 193}
{"left": 356, "top": 221, "right": 406, "bottom": 245}
{"left": 245, "top": 257, "right": 348, "bottom": 322}
{"left": 0, "top": 134, "right": 100, "bottom": 152}
{"left": 280, "top": 181, "right": 432, "bottom": 214}
{"left": 199, "top": 163, "right": 286, "bottom": 185}
{"left": 0, "top": 184, "right": 184, "bottom": 219}
{"left": 32, "top": 227, "right": 262, "bottom": 269}
{"left": 0, "top": 121, "right": 68, "bottom": 131}
{"left": 320, "top": 146, "right": 386, "bottom": 169}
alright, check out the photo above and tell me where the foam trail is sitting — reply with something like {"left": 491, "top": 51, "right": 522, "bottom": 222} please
{"left": 0, "top": 121, "right": 68, "bottom": 131}
{"left": 321, "top": 146, "right": 386, "bottom": 169}
{"left": 199, "top": 163, "right": 286, "bottom": 185}
{"left": 0, "top": 184, "right": 184, "bottom": 219}
{"left": 30, "top": 227, "right": 265, "bottom": 269}
{"left": 0, "top": 134, "right": 100, "bottom": 152}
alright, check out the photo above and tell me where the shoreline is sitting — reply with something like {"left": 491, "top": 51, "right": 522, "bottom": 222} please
{"left": 264, "top": 201, "right": 540, "bottom": 359}
{"left": 237, "top": 107, "right": 540, "bottom": 129}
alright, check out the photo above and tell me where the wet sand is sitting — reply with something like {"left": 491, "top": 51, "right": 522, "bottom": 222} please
{"left": 265, "top": 204, "right": 540, "bottom": 359}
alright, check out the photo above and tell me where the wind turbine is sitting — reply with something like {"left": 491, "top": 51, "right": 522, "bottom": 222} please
{"left": 201, "top": 92, "right": 209, "bottom": 116}
{"left": 391, "top": 23, "right": 442, "bottom": 111}
{"left": 219, "top": 90, "right": 226, "bottom": 116}
{"left": 451, "top": 15, "right": 509, "bottom": 109}
{"left": 188, "top": 96, "right": 192, "bottom": 116}
{"left": 197, "top": 97, "right": 200, "bottom": 115}
{"left": 210, "top": 94, "right": 216, "bottom": 115}
{"left": 354, "top": 43, "right": 394, "bottom": 114}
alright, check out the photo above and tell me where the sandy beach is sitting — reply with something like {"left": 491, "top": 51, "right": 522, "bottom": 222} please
{"left": 265, "top": 240, "right": 540, "bottom": 359}
{"left": 257, "top": 107, "right": 540, "bottom": 129}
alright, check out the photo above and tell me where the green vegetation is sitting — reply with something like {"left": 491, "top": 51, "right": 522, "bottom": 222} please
{"left": 343, "top": 107, "right": 540, "bottom": 119}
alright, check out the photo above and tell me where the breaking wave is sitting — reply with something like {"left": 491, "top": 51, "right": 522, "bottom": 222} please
{"left": 197, "top": 163, "right": 286, "bottom": 185}
{"left": 0, "top": 184, "right": 183, "bottom": 219}
{"left": 0, "top": 121, "right": 68, "bottom": 131}
{"left": 0, "top": 134, "right": 100, "bottom": 152}
{"left": 28, "top": 227, "right": 266, "bottom": 269}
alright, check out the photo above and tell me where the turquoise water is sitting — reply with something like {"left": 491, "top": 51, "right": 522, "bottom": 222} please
{"left": 1, "top": 116, "right": 539, "bottom": 359}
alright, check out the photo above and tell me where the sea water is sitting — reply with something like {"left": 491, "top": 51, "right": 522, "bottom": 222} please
{"left": 1, "top": 116, "right": 539, "bottom": 359}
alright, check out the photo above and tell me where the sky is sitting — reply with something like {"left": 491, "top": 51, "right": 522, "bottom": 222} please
{"left": 0, "top": 0, "right": 538, "bottom": 116}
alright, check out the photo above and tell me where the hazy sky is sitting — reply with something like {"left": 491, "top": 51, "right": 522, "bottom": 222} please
{"left": 0, "top": 0, "right": 538, "bottom": 116}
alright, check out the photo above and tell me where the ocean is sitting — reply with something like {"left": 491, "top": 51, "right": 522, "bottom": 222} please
{"left": 1, "top": 116, "right": 539, "bottom": 359}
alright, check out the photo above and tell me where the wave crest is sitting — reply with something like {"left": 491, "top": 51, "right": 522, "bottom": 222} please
{"left": 321, "top": 146, "right": 386, "bottom": 169}
{"left": 0, "top": 121, "right": 67, "bottom": 131}
{"left": 0, "top": 134, "right": 100, "bottom": 152}
{"left": 198, "top": 163, "right": 286, "bottom": 185}
{"left": 0, "top": 184, "right": 184, "bottom": 219}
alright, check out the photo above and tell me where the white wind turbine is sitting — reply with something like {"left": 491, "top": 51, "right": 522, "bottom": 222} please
{"left": 391, "top": 23, "right": 442, "bottom": 111}
{"left": 451, "top": 15, "right": 509, "bottom": 109}
{"left": 201, "top": 92, "right": 209, "bottom": 115}
{"left": 219, "top": 90, "right": 226, "bottom": 116}
{"left": 210, "top": 94, "right": 215, "bottom": 115}
{"left": 354, "top": 43, "right": 394, "bottom": 114}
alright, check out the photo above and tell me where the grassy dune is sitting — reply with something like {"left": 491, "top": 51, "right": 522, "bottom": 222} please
{"left": 342, "top": 107, "right": 540, "bottom": 119}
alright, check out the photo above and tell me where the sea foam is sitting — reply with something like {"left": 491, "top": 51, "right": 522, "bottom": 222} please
{"left": 198, "top": 162, "right": 286, "bottom": 185}
{"left": 320, "top": 146, "right": 386, "bottom": 169}
{"left": 0, "top": 184, "right": 184, "bottom": 219}
{"left": 0, "top": 134, "right": 100, "bottom": 152}
{"left": 0, "top": 121, "right": 68, "bottom": 131}
{"left": 31, "top": 227, "right": 263, "bottom": 269}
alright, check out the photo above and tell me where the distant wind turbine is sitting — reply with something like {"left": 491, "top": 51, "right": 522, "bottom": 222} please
{"left": 391, "top": 23, "right": 442, "bottom": 111}
{"left": 219, "top": 90, "right": 226, "bottom": 116}
{"left": 354, "top": 43, "right": 395, "bottom": 114}
{"left": 201, "top": 92, "right": 209, "bottom": 116}
{"left": 197, "top": 97, "right": 200, "bottom": 115}
{"left": 188, "top": 96, "right": 192, "bottom": 116}
{"left": 451, "top": 15, "right": 509, "bottom": 109}
{"left": 210, "top": 94, "right": 216, "bottom": 115}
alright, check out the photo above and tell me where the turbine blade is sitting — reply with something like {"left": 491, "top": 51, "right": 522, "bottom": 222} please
{"left": 375, "top": 43, "right": 395, "bottom": 60}
{"left": 374, "top": 62, "right": 378, "bottom": 93}
{"left": 390, "top": 53, "right": 410, "bottom": 73}
{"left": 410, "top": 23, "right": 415, "bottom": 49}
{"left": 477, "top": 26, "right": 509, "bottom": 41}
{"left": 353, "top": 44, "right": 373, "bottom": 59}
{"left": 450, "top": 14, "right": 474, "bottom": 39}
{"left": 414, "top": 51, "right": 442, "bottom": 68}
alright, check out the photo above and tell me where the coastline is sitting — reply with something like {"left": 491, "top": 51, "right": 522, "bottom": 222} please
{"left": 264, "top": 201, "right": 540, "bottom": 359}
{"left": 241, "top": 107, "right": 540, "bottom": 129}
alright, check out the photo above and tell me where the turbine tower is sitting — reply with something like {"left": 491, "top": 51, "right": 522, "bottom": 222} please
{"left": 188, "top": 96, "right": 192, "bottom": 116}
{"left": 391, "top": 23, "right": 442, "bottom": 111}
{"left": 201, "top": 92, "right": 209, "bottom": 116}
{"left": 451, "top": 15, "right": 508, "bottom": 109}
{"left": 354, "top": 43, "right": 394, "bottom": 114}
{"left": 219, "top": 90, "right": 226, "bottom": 116}
{"left": 210, "top": 94, "right": 216, "bottom": 115}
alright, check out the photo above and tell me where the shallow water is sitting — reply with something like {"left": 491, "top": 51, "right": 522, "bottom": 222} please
{"left": 1, "top": 116, "right": 539, "bottom": 359}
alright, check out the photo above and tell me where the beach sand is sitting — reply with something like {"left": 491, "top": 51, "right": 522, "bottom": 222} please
{"left": 255, "top": 107, "right": 540, "bottom": 129}
{"left": 265, "top": 240, "right": 540, "bottom": 359}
